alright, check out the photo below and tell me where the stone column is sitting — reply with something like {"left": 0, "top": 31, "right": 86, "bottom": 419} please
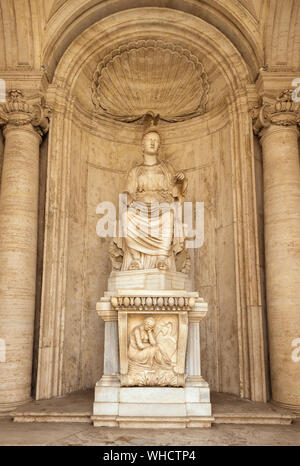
{"left": 103, "top": 321, "right": 119, "bottom": 377}
{"left": 96, "top": 299, "right": 119, "bottom": 386}
{"left": 253, "top": 90, "right": 300, "bottom": 412}
{"left": 186, "top": 322, "right": 201, "bottom": 381}
{"left": 185, "top": 300, "right": 208, "bottom": 386}
{"left": 0, "top": 90, "right": 49, "bottom": 411}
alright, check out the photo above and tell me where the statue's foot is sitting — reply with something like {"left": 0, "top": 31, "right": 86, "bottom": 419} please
{"left": 156, "top": 259, "right": 169, "bottom": 271}
{"left": 129, "top": 260, "right": 141, "bottom": 270}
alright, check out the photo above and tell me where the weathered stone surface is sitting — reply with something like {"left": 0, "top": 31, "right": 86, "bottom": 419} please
{"left": 0, "top": 0, "right": 299, "bottom": 422}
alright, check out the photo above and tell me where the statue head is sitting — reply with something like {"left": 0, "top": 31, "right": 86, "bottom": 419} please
{"left": 142, "top": 131, "right": 161, "bottom": 156}
{"left": 143, "top": 317, "right": 156, "bottom": 331}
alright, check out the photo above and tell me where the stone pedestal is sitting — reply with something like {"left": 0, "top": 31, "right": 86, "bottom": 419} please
{"left": 92, "top": 270, "right": 213, "bottom": 428}
{"left": 108, "top": 269, "right": 193, "bottom": 291}
{"left": 92, "top": 385, "right": 212, "bottom": 428}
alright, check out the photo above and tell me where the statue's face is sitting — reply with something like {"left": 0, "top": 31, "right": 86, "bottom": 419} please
{"left": 144, "top": 318, "right": 155, "bottom": 331}
{"left": 143, "top": 132, "right": 160, "bottom": 155}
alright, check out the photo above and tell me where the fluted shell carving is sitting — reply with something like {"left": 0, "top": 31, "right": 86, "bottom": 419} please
{"left": 92, "top": 40, "right": 209, "bottom": 122}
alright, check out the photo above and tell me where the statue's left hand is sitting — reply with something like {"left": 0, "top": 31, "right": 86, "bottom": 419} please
{"left": 174, "top": 171, "right": 185, "bottom": 183}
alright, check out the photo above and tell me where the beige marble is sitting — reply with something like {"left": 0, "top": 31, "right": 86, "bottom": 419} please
{"left": 92, "top": 384, "right": 213, "bottom": 428}
{"left": 92, "top": 40, "right": 209, "bottom": 122}
{"left": 38, "top": 105, "right": 266, "bottom": 400}
{"left": 110, "top": 125, "right": 187, "bottom": 272}
{"left": 29, "top": 5, "right": 268, "bottom": 405}
{"left": 4, "top": 0, "right": 297, "bottom": 86}
{"left": 119, "top": 312, "right": 187, "bottom": 387}
{"left": 93, "top": 261, "right": 212, "bottom": 427}
{"left": 0, "top": 91, "right": 49, "bottom": 411}
{"left": 10, "top": 389, "right": 296, "bottom": 428}
{"left": 0, "top": 0, "right": 300, "bottom": 419}
{"left": 108, "top": 269, "right": 192, "bottom": 292}
{"left": 1, "top": 416, "right": 299, "bottom": 445}
{"left": 253, "top": 90, "right": 300, "bottom": 412}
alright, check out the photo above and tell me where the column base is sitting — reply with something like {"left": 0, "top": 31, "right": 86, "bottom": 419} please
{"left": 0, "top": 398, "right": 32, "bottom": 413}
{"left": 92, "top": 378, "right": 213, "bottom": 428}
{"left": 271, "top": 399, "right": 300, "bottom": 416}
{"left": 185, "top": 376, "right": 209, "bottom": 387}
{"left": 95, "top": 375, "right": 120, "bottom": 387}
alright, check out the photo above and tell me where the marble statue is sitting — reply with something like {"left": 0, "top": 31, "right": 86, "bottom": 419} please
{"left": 94, "top": 116, "right": 212, "bottom": 426}
{"left": 111, "top": 122, "right": 188, "bottom": 272}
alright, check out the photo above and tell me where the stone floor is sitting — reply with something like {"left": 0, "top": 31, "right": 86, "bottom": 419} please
{"left": 10, "top": 389, "right": 295, "bottom": 425}
{"left": 0, "top": 416, "right": 299, "bottom": 446}
{"left": 0, "top": 390, "right": 299, "bottom": 445}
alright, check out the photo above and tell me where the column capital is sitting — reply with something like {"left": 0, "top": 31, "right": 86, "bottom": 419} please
{"left": 0, "top": 89, "right": 51, "bottom": 138}
{"left": 251, "top": 89, "right": 300, "bottom": 138}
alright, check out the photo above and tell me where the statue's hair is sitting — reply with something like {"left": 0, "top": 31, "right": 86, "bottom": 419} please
{"left": 142, "top": 111, "right": 161, "bottom": 139}
{"left": 142, "top": 129, "right": 161, "bottom": 141}
{"left": 144, "top": 316, "right": 156, "bottom": 327}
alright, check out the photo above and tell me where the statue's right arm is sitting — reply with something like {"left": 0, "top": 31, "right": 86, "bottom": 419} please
{"left": 148, "top": 330, "right": 156, "bottom": 346}
{"left": 124, "top": 167, "right": 137, "bottom": 196}
{"left": 135, "top": 328, "right": 146, "bottom": 350}
{"left": 123, "top": 166, "right": 137, "bottom": 206}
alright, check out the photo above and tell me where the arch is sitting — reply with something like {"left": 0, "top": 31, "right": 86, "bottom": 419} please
{"left": 1, "top": 1, "right": 300, "bottom": 76}
{"left": 36, "top": 4, "right": 268, "bottom": 403}
{"left": 42, "top": 0, "right": 263, "bottom": 82}
{"left": 51, "top": 7, "right": 251, "bottom": 109}
{"left": 264, "top": 0, "right": 300, "bottom": 70}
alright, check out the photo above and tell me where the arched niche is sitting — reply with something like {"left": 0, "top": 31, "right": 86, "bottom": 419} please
{"left": 36, "top": 8, "right": 268, "bottom": 403}
{"left": 42, "top": 0, "right": 263, "bottom": 81}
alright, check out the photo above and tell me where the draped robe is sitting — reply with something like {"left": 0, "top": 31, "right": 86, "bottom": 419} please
{"left": 117, "top": 160, "right": 185, "bottom": 271}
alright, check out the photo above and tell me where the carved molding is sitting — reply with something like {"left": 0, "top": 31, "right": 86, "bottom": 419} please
{"left": 0, "top": 90, "right": 51, "bottom": 136}
{"left": 96, "top": 296, "right": 207, "bottom": 322}
{"left": 92, "top": 40, "right": 209, "bottom": 123}
{"left": 252, "top": 89, "right": 300, "bottom": 137}
{"left": 111, "top": 295, "right": 196, "bottom": 311}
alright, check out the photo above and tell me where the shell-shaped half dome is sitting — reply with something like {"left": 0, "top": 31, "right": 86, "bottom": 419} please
{"left": 92, "top": 40, "right": 209, "bottom": 122}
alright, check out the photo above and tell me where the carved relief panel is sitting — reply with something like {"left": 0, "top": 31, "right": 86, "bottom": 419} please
{"left": 118, "top": 310, "right": 188, "bottom": 387}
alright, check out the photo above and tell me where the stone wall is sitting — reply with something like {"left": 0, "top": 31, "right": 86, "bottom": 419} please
{"left": 61, "top": 123, "right": 138, "bottom": 392}
{"left": 31, "top": 5, "right": 268, "bottom": 404}
{"left": 56, "top": 113, "right": 244, "bottom": 396}
{"left": 164, "top": 125, "right": 238, "bottom": 393}
{"left": 0, "top": 129, "right": 4, "bottom": 185}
